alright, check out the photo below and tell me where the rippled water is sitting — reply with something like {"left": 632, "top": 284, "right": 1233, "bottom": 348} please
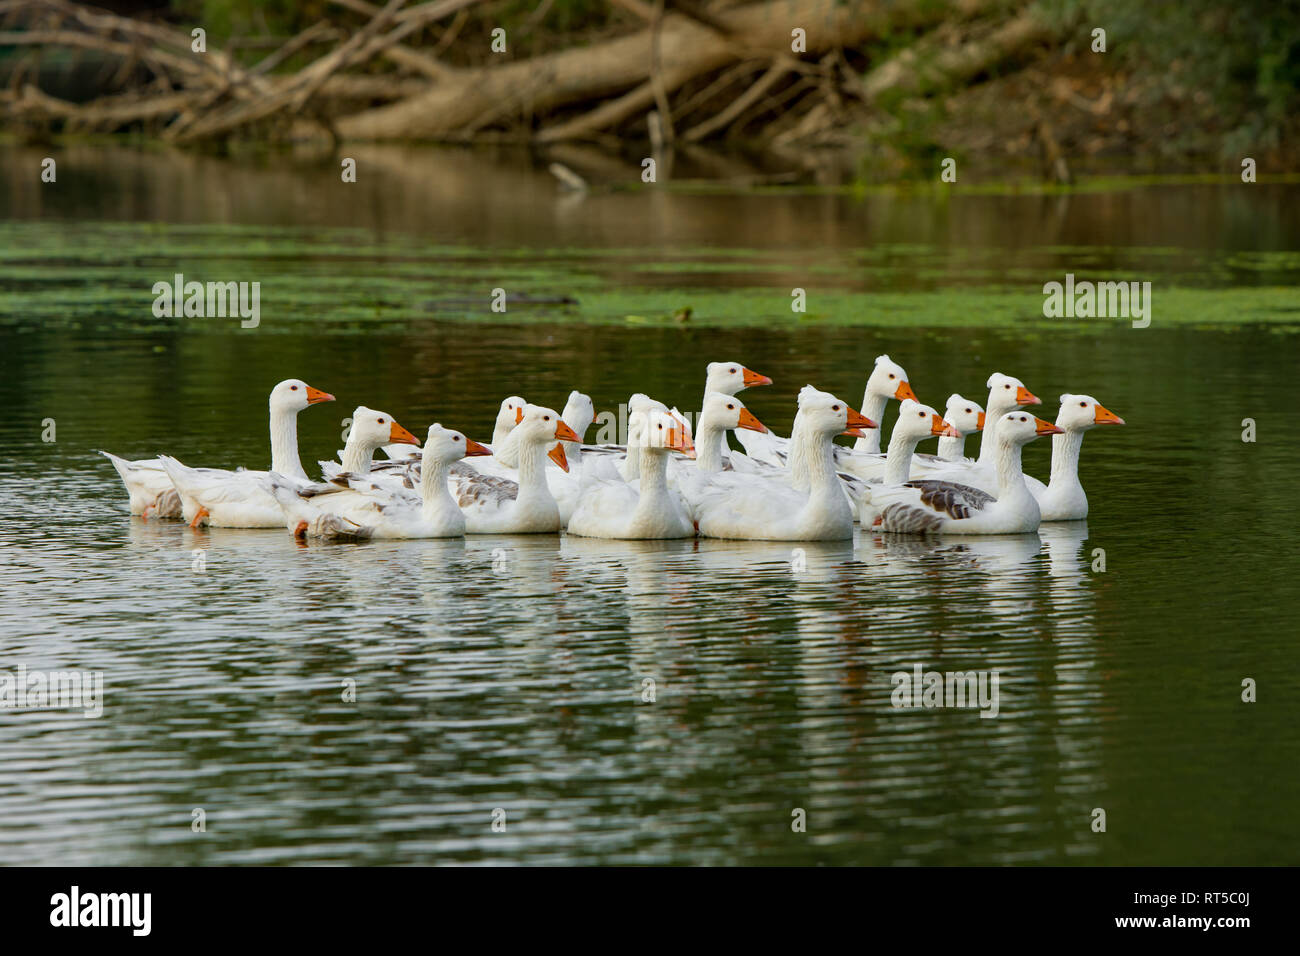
{"left": 1, "top": 147, "right": 1297, "bottom": 865}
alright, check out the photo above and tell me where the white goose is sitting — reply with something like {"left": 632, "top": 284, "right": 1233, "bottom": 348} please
{"left": 165, "top": 404, "right": 416, "bottom": 528}
{"left": 584, "top": 360, "right": 767, "bottom": 476}
{"left": 693, "top": 387, "right": 870, "bottom": 541}
{"left": 458, "top": 391, "right": 599, "bottom": 522}
{"left": 867, "top": 411, "right": 1063, "bottom": 535}
{"left": 856, "top": 399, "right": 958, "bottom": 525}
{"left": 672, "top": 392, "right": 768, "bottom": 516}
{"left": 934, "top": 394, "right": 986, "bottom": 461}
{"left": 1037, "top": 394, "right": 1125, "bottom": 521}
{"left": 495, "top": 389, "right": 594, "bottom": 473}
{"left": 733, "top": 353, "right": 911, "bottom": 475}
{"left": 911, "top": 392, "right": 1123, "bottom": 519}
{"left": 451, "top": 404, "right": 578, "bottom": 533}
{"left": 567, "top": 410, "right": 696, "bottom": 539}
{"left": 914, "top": 372, "right": 1040, "bottom": 481}
{"left": 669, "top": 360, "right": 771, "bottom": 447}
{"left": 102, "top": 378, "right": 332, "bottom": 519}
{"left": 271, "top": 424, "right": 491, "bottom": 540}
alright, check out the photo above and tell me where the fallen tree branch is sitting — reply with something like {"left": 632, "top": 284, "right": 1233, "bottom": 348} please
{"left": 340, "top": 0, "right": 930, "bottom": 141}
{"left": 683, "top": 57, "right": 796, "bottom": 141}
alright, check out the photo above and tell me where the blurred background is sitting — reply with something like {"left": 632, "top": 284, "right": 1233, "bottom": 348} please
{"left": 3, "top": 0, "right": 1298, "bottom": 184}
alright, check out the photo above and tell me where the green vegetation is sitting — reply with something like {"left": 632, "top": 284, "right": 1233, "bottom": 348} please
{"left": 3, "top": 220, "right": 1297, "bottom": 334}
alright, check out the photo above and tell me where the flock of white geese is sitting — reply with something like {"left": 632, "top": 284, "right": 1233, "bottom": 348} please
{"left": 102, "top": 355, "right": 1124, "bottom": 541}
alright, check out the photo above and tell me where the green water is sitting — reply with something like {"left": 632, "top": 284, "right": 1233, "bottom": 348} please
{"left": 0, "top": 144, "right": 1297, "bottom": 865}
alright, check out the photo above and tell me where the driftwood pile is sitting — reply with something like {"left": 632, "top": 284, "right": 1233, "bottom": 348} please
{"left": 1, "top": 0, "right": 1063, "bottom": 156}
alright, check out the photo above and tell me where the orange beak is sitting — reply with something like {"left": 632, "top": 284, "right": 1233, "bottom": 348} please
{"left": 464, "top": 438, "right": 492, "bottom": 457}
{"left": 547, "top": 443, "right": 569, "bottom": 472}
{"left": 736, "top": 408, "right": 767, "bottom": 433}
{"left": 554, "top": 421, "right": 580, "bottom": 442}
{"left": 932, "top": 414, "right": 957, "bottom": 437}
{"left": 667, "top": 425, "right": 696, "bottom": 458}
{"left": 389, "top": 421, "right": 420, "bottom": 446}
{"left": 1093, "top": 403, "right": 1125, "bottom": 426}
{"left": 975, "top": 411, "right": 986, "bottom": 430}
{"left": 1016, "top": 386, "right": 1041, "bottom": 406}
{"left": 1035, "top": 417, "right": 1064, "bottom": 436}
{"left": 305, "top": 385, "right": 334, "bottom": 405}
{"left": 894, "top": 380, "right": 917, "bottom": 402}
{"left": 514, "top": 406, "right": 524, "bottom": 425}
{"left": 842, "top": 406, "right": 877, "bottom": 437}
{"left": 741, "top": 367, "right": 773, "bottom": 388}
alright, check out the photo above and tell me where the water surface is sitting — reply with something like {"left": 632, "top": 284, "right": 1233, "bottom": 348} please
{"left": 0, "top": 145, "right": 1297, "bottom": 865}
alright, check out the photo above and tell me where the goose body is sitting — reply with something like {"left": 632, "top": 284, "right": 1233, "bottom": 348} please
{"left": 868, "top": 411, "right": 1062, "bottom": 534}
{"left": 159, "top": 379, "right": 338, "bottom": 528}
{"left": 100, "top": 452, "right": 182, "bottom": 518}
{"left": 693, "top": 387, "right": 869, "bottom": 541}
{"left": 856, "top": 399, "right": 958, "bottom": 525}
{"left": 567, "top": 411, "right": 696, "bottom": 539}
{"left": 271, "top": 425, "right": 490, "bottom": 539}
{"left": 102, "top": 378, "right": 331, "bottom": 519}
{"left": 451, "top": 404, "right": 577, "bottom": 533}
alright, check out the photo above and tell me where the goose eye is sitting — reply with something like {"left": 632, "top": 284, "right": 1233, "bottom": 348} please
{"left": 965, "top": 408, "right": 971, "bottom": 414}
{"left": 888, "top": 374, "right": 895, "bottom": 379}
{"left": 918, "top": 412, "right": 925, "bottom": 417}
{"left": 1080, "top": 401, "right": 1088, "bottom": 408}
{"left": 658, "top": 424, "right": 664, "bottom": 429}
{"left": 727, "top": 404, "right": 735, "bottom": 410}
{"left": 378, "top": 418, "right": 385, "bottom": 424}
{"left": 544, "top": 415, "right": 550, "bottom": 421}
{"left": 1005, "top": 384, "right": 1012, "bottom": 389}
{"left": 290, "top": 385, "right": 298, "bottom": 390}
{"left": 729, "top": 368, "right": 737, "bottom": 374}
{"left": 832, "top": 404, "right": 840, "bottom": 411}
{"left": 454, "top": 436, "right": 461, "bottom": 441}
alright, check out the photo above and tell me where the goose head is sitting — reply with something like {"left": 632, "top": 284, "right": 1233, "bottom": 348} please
{"left": 896, "top": 398, "right": 959, "bottom": 441}
{"left": 943, "top": 393, "right": 986, "bottom": 436}
{"left": 270, "top": 378, "right": 334, "bottom": 412}
{"left": 350, "top": 405, "right": 419, "bottom": 451}
{"left": 796, "top": 385, "right": 875, "bottom": 438}
{"left": 865, "top": 354, "right": 917, "bottom": 403}
{"left": 986, "top": 372, "right": 1040, "bottom": 412}
{"left": 561, "top": 390, "right": 596, "bottom": 440}
{"left": 705, "top": 361, "right": 772, "bottom": 395}
{"left": 497, "top": 396, "right": 528, "bottom": 431}
{"left": 1056, "top": 394, "right": 1125, "bottom": 431}
{"left": 637, "top": 409, "right": 696, "bottom": 458}
{"left": 424, "top": 424, "right": 491, "bottom": 466}
{"left": 626, "top": 393, "right": 669, "bottom": 445}
{"left": 996, "top": 410, "right": 1063, "bottom": 447}
{"left": 699, "top": 391, "right": 767, "bottom": 434}
{"left": 517, "top": 403, "right": 580, "bottom": 472}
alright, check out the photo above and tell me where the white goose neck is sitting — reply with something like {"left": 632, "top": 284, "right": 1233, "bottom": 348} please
{"left": 419, "top": 458, "right": 459, "bottom": 521}
{"left": 884, "top": 427, "right": 923, "bottom": 486}
{"left": 937, "top": 433, "right": 966, "bottom": 461}
{"left": 790, "top": 420, "right": 838, "bottom": 497}
{"left": 491, "top": 423, "right": 513, "bottom": 453}
{"left": 978, "top": 396, "right": 1017, "bottom": 466}
{"left": 695, "top": 421, "right": 727, "bottom": 473}
{"left": 637, "top": 447, "right": 672, "bottom": 514}
{"left": 269, "top": 404, "right": 306, "bottom": 480}
{"left": 340, "top": 436, "right": 380, "bottom": 474}
{"left": 1048, "top": 428, "right": 1085, "bottom": 491}
{"left": 516, "top": 438, "right": 550, "bottom": 500}
{"left": 993, "top": 437, "right": 1029, "bottom": 499}
{"left": 853, "top": 391, "right": 888, "bottom": 454}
